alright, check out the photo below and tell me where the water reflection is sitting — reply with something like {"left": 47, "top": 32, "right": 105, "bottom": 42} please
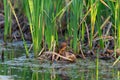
{"left": 0, "top": 44, "right": 120, "bottom": 80}
{"left": 0, "top": 59, "right": 119, "bottom": 80}
{"left": 0, "top": 75, "right": 14, "bottom": 80}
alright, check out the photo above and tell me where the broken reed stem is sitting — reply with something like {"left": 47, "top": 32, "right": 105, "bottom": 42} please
{"left": 43, "top": 51, "right": 73, "bottom": 61}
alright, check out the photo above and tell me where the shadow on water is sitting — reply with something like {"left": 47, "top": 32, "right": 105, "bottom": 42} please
{"left": 0, "top": 41, "right": 120, "bottom": 80}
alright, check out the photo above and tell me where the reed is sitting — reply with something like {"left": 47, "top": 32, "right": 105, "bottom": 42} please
{"left": 23, "top": 0, "right": 65, "bottom": 57}
{"left": 90, "top": 0, "right": 99, "bottom": 49}
{"left": 115, "top": 0, "right": 120, "bottom": 52}
{"left": 32, "top": 72, "right": 38, "bottom": 80}
{"left": 96, "top": 51, "right": 99, "bottom": 80}
{"left": 3, "top": 0, "right": 11, "bottom": 41}
{"left": 7, "top": 0, "right": 29, "bottom": 57}
{"left": 113, "top": 0, "right": 120, "bottom": 64}
{"left": 69, "top": 0, "right": 84, "bottom": 52}
{"left": 2, "top": 0, "right": 120, "bottom": 63}
{"left": 44, "top": 0, "right": 61, "bottom": 50}
{"left": 23, "top": 0, "right": 45, "bottom": 57}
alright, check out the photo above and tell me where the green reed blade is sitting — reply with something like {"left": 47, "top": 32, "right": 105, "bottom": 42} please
{"left": 3, "top": 0, "right": 11, "bottom": 41}
{"left": 90, "top": 0, "right": 99, "bottom": 49}
{"left": 8, "top": 0, "right": 29, "bottom": 57}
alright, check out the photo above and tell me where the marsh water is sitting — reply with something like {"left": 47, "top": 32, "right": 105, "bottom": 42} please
{"left": 0, "top": 41, "right": 120, "bottom": 80}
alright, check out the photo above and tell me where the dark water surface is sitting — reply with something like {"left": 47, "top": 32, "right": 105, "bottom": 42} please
{"left": 0, "top": 41, "right": 120, "bottom": 80}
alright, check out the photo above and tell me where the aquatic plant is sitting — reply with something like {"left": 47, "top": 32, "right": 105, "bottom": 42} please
{"left": 23, "top": 0, "right": 45, "bottom": 57}
{"left": 1, "top": 0, "right": 120, "bottom": 62}
{"left": 112, "top": 0, "right": 120, "bottom": 65}
{"left": 7, "top": 0, "right": 29, "bottom": 57}
{"left": 3, "top": 0, "right": 11, "bottom": 41}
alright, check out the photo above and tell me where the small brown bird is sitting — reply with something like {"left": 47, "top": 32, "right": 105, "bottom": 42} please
{"left": 64, "top": 52, "right": 76, "bottom": 62}
{"left": 58, "top": 42, "right": 76, "bottom": 62}
{"left": 59, "top": 42, "right": 67, "bottom": 55}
